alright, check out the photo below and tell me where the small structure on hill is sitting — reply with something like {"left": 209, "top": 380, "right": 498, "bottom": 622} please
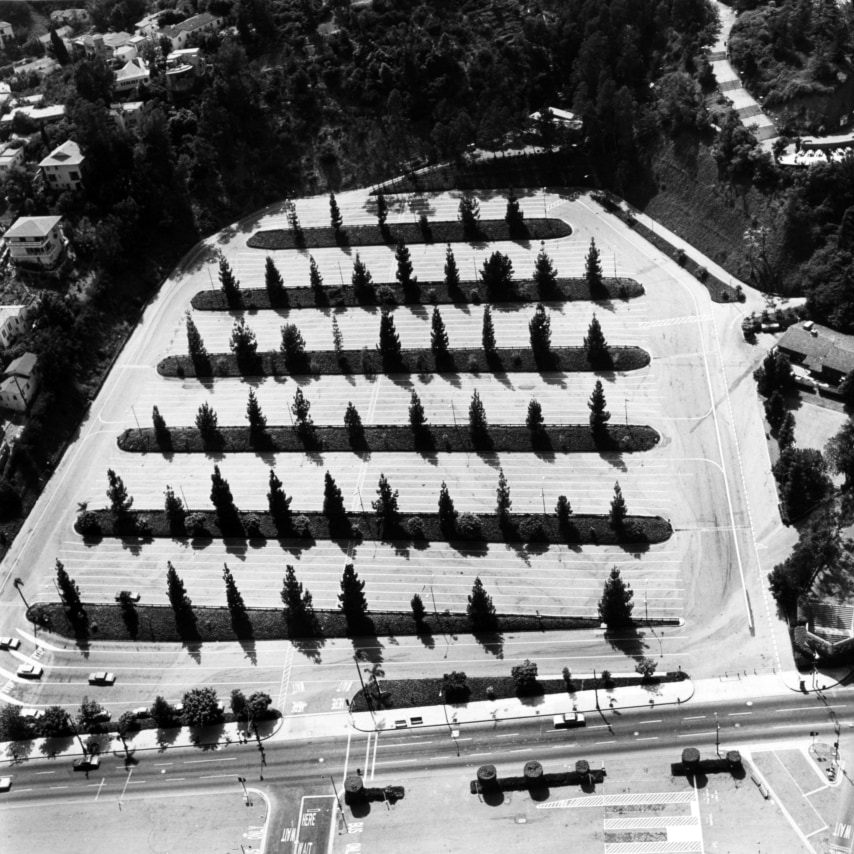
{"left": 777, "top": 322, "right": 854, "bottom": 388}
{"left": 0, "top": 352, "right": 39, "bottom": 413}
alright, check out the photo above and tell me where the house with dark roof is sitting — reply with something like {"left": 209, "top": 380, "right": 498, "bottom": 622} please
{"left": 161, "top": 12, "right": 223, "bottom": 50}
{"left": 777, "top": 323, "right": 854, "bottom": 386}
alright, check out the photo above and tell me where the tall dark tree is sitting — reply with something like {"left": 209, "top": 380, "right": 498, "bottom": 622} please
{"left": 222, "top": 563, "right": 248, "bottom": 632}
{"left": 764, "top": 390, "right": 787, "bottom": 431}
{"left": 395, "top": 239, "right": 416, "bottom": 296}
{"left": 267, "top": 469, "right": 292, "bottom": 526}
{"left": 166, "top": 561, "right": 194, "bottom": 626}
{"left": 281, "top": 323, "right": 308, "bottom": 372}
{"left": 372, "top": 473, "right": 400, "bottom": 526}
{"left": 526, "top": 398, "right": 544, "bottom": 432}
{"left": 50, "top": 28, "right": 70, "bottom": 65}
{"left": 339, "top": 563, "right": 368, "bottom": 626}
{"left": 528, "top": 303, "right": 552, "bottom": 359}
{"left": 555, "top": 495, "right": 572, "bottom": 527}
{"left": 504, "top": 189, "right": 524, "bottom": 235}
{"left": 409, "top": 389, "right": 427, "bottom": 432}
{"left": 826, "top": 420, "right": 854, "bottom": 489}
{"left": 323, "top": 471, "right": 348, "bottom": 528}
{"left": 438, "top": 481, "right": 457, "bottom": 532}
{"left": 495, "top": 467, "right": 512, "bottom": 518}
{"left": 309, "top": 254, "right": 324, "bottom": 296}
{"left": 431, "top": 306, "right": 449, "bottom": 358}
{"left": 444, "top": 244, "right": 461, "bottom": 293}
{"left": 585, "top": 238, "right": 603, "bottom": 293}
{"left": 375, "top": 191, "right": 388, "bottom": 230}
{"left": 195, "top": 401, "right": 219, "bottom": 438}
{"left": 754, "top": 350, "right": 795, "bottom": 398}
{"left": 329, "top": 191, "right": 343, "bottom": 232}
{"left": 480, "top": 251, "right": 513, "bottom": 298}
{"left": 584, "top": 315, "right": 610, "bottom": 365}
{"left": 164, "top": 485, "right": 185, "bottom": 523}
{"left": 588, "top": 380, "right": 611, "bottom": 433}
{"left": 281, "top": 564, "right": 318, "bottom": 636}
{"left": 468, "top": 389, "right": 489, "bottom": 441}
{"left": 344, "top": 401, "right": 365, "bottom": 448}
{"left": 230, "top": 317, "right": 258, "bottom": 365}
{"left": 351, "top": 253, "right": 374, "bottom": 301}
{"left": 331, "top": 315, "right": 344, "bottom": 359}
{"left": 56, "top": 559, "right": 84, "bottom": 616}
{"left": 610, "top": 481, "right": 628, "bottom": 529}
{"left": 411, "top": 593, "right": 427, "bottom": 625}
{"left": 533, "top": 243, "right": 558, "bottom": 297}
{"left": 377, "top": 310, "right": 403, "bottom": 369}
{"left": 458, "top": 194, "right": 481, "bottom": 237}
{"left": 265, "top": 256, "right": 285, "bottom": 303}
{"left": 467, "top": 576, "right": 497, "bottom": 630}
{"left": 218, "top": 254, "right": 241, "bottom": 304}
{"left": 185, "top": 311, "right": 208, "bottom": 363}
{"left": 778, "top": 411, "right": 796, "bottom": 451}
{"left": 210, "top": 464, "right": 238, "bottom": 520}
{"left": 106, "top": 468, "right": 132, "bottom": 515}
{"left": 246, "top": 388, "right": 267, "bottom": 435}
{"left": 291, "top": 387, "right": 316, "bottom": 444}
{"left": 152, "top": 405, "right": 169, "bottom": 443}
{"left": 482, "top": 306, "right": 496, "bottom": 354}
{"left": 598, "top": 566, "right": 634, "bottom": 628}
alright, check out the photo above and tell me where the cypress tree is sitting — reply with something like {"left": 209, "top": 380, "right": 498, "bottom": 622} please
{"left": 431, "top": 306, "right": 449, "bottom": 357}
{"left": 588, "top": 380, "right": 611, "bottom": 433}
{"left": 152, "top": 405, "right": 169, "bottom": 441}
{"left": 533, "top": 243, "right": 558, "bottom": 297}
{"left": 195, "top": 401, "right": 219, "bottom": 437}
{"left": 352, "top": 253, "right": 374, "bottom": 301}
{"left": 329, "top": 192, "right": 343, "bottom": 232}
{"left": 377, "top": 310, "right": 402, "bottom": 369}
{"left": 50, "top": 28, "right": 70, "bottom": 65}
{"left": 164, "top": 485, "right": 185, "bottom": 522}
{"left": 56, "top": 558, "right": 84, "bottom": 615}
{"left": 344, "top": 402, "right": 365, "bottom": 448}
{"left": 409, "top": 389, "right": 427, "bottom": 432}
{"left": 528, "top": 303, "right": 552, "bottom": 359}
{"left": 598, "top": 566, "right": 634, "bottom": 628}
{"left": 584, "top": 314, "right": 610, "bottom": 365}
{"left": 106, "top": 468, "right": 133, "bottom": 515}
{"left": 480, "top": 251, "right": 513, "bottom": 299}
{"left": 309, "top": 254, "right": 324, "bottom": 295}
{"left": 210, "top": 465, "right": 237, "bottom": 515}
{"left": 495, "top": 467, "right": 512, "bottom": 518}
{"left": 218, "top": 254, "right": 241, "bottom": 304}
{"left": 291, "top": 387, "right": 316, "bottom": 444}
{"left": 526, "top": 398, "right": 544, "bottom": 432}
{"left": 185, "top": 311, "right": 208, "bottom": 361}
{"left": 395, "top": 239, "right": 416, "bottom": 293}
{"left": 778, "top": 411, "right": 796, "bottom": 450}
{"left": 339, "top": 563, "right": 368, "bottom": 625}
{"left": 610, "top": 481, "right": 627, "bottom": 529}
{"left": 469, "top": 389, "right": 489, "bottom": 441}
{"left": 376, "top": 191, "right": 388, "bottom": 229}
{"left": 585, "top": 238, "right": 604, "bottom": 294}
{"left": 265, "top": 256, "right": 285, "bottom": 303}
{"left": 411, "top": 593, "right": 427, "bottom": 625}
{"left": 372, "top": 473, "right": 400, "bottom": 525}
{"left": 246, "top": 388, "right": 267, "bottom": 434}
{"left": 458, "top": 194, "right": 481, "bottom": 237}
{"left": 482, "top": 306, "right": 496, "bottom": 354}
{"left": 504, "top": 188, "right": 524, "bottom": 234}
{"left": 438, "top": 481, "right": 457, "bottom": 532}
{"left": 281, "top": 564, "right": 318, "bottom": 636}
{"left": 331, "top": 315, "right": 344, "bottom": 357}
{"left": 267, "top": 469, "right": 292, "bottom": 525}
{"left": 281, "top": 323, "right": 308, "bottom": 372}
{"left": 467, "top": 576, "right": 497, "bottom": 630}
{"left": 229, "top": 317, "right": 258, "bottom": 365}
{"left": 166, "top": 561, "right": 193, "bottom": 620}
{"left": 323, "top": 471, "right": 348, "bottom": 527}
{"left": 444, "top": 244, "right": 461, "bottom": 294}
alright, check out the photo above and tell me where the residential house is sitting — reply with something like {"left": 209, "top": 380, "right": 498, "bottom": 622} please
{"left": 161, "top": 12, "right": 223, "bottom": 50}
{"left": 4, "top": 216, "right": 65, "bottom": 270}
{"left": 0, "top": 352, "right": 39, "bottom": 413}
{"left": 50, "top": 9, "right": 91, "bottom": 28}
{"left": 0, "top": 303, "right": 32, "bottom": 349}
{"left": 134, "top": 12, "right": 162, "bottom": 38}
{"left": 114, "top": 57, "right": 149, "bottom": 94}
{"left": 0, "top": 82, "right": 11, "bottom": 109}
{"left": 0, "top": 104, "right": 66, "bottom": 127}
{"left": 165, "top": 47, "right": 205, "bottom": 92}
{"left": 0, "top": 143, "right": 24, "bottom": 175}
{"left": 0, "top": 22, "right": 14, "bottom": 47}
{"left": 109, "top": 100, "right": 144, "bottom": 132}
{"left": 777, "top": 323, "right": 854, "bottom": 387}
{"left": 39, "top": 140, "right": 84, "bottom": 192}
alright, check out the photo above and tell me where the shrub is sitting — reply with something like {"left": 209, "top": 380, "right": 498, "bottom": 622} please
{"left": 457, "top": 513, "right": 483, "bottom": 540}
{"left": 293, "top": 514, "right": 312, "bottom": 537}
{"left": 185, "top": 513, "right": 208, "bottom": 537}
{"left": 377, "top": 284, "right": 397, "bottom": 305}
{"left": 442, "top": 671, "right": 470, "bottom": 702}
{"left": 427, "top": 288, "right": 438, "bottom": 304}
{"left": 676, "top": 248, "right": 687, "bottom": 266}
{"left": 469, "top": 289, "right": 481, "bottom": 304}
{"left": 406, "top": 516, "right": 425, "bottom": 540}
{"left": 76, "top": 511, "right": 101, "bottom": 537}
{"left": 467, "top": 355, "right": 480, "bottom": 374}
{"left": 518, "top": 516, "right": 544, "bottom": 542}
{"left": 589, "top": 525, "right": 598, "bottom": 544}
{"left": 135, "top": 515, "right": 152, "bottom": 537}
{"left": 245, "top": 515, "right": 263, "bottom": 538}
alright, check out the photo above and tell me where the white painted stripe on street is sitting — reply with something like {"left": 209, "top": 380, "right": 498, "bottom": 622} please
{"left": 185, "top": 757, "right": 237, "bottom": 764}
{"left": 199, "top": 774, "right": 236, "bottom": 780}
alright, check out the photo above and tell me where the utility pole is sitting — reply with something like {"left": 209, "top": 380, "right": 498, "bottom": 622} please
{"left": 593, "top": 668, "right": 600, "bottom": 711}
{"left": 353, "top": 655, "right": 375, "bottom": 724}
{"left": 715, "top": 712, "right": 720, "bottom": 756}
{"left": 130, "top": 404, "right": 141, "bottom": 432}
{"left": 328, "top": 774, "right": 345, "bottom": 832}
{"left": 541, "top": 479, "right": 546, "bottom": 515}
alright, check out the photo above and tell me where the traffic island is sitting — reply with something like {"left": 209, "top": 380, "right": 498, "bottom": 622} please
{"left": 117, "top": 423, "right": 661, "bottom": 455}
{"left": 75, "top": 508, "right": 673, "bottom": 546}
{"left": 246, "top": 217, "right": 572, "bottom": 251}
{"left": 157, "top": 345, "right": 651, "bottom": 379}
{"left": 189, "top": 276, "right": 644, "bottom": 312}
{"left": 470, "top": 760, "right": 605, "bottom": 795}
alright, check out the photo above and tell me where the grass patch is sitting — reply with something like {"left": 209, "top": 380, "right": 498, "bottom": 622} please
{"left": 118, "top": 424, "right": 660, "bottom": 455}
{"left": 77, "top": 508, "right": 672, "bottom": 546}
{"left": 349, "top": 671, "right": 689, "bottom": 712}
{"left": 247, "top": 217, "right": 571, "bottom": 251}
{"left": 190, "top": 277, "right": 644, "bottom": 311}
{"left": 158, "top": 345, "right": 650, "bottom": 379}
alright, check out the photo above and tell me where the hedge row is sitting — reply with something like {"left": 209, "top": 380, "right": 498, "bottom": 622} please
{"left": 189, "top": 276, "right": 644, "bottom": 312}
{"left": 349, "top": 671, "right": 688, "bottom": 713}
{"left": 77, "top": 508, "right": 673, "bottom": 546}
{"left": 30, "top": 602, "right": 601, "bottom": 644}
{"left": 246, "top": 217, "right": 572, "bottom": 251}
{"left": 117, "top": 424, "right": 661, "bottom": 455}
{"left": 157, "top": 345, "right": 651, "bottom": 379}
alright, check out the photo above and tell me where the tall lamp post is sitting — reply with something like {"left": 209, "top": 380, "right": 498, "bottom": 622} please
{"left": 353, "top": 655, "right": 376, "bottom": 725}
{"left": 715, "top": 712, "right": 720, "bottom": 757}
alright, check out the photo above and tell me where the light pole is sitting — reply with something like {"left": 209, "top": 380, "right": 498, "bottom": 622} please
{"left": 541, "top": 478, "right": 546, "bottom": 515}
{"left": 327, "top": 774, "right": 346, "bottom": 833}
{"left": 353, "top": 655, "right": 376, "bottom": 724}
{"left": 592, "top": 668, "right": 600, "bottom": 711}
{"left": 13, "top": 577, "right": 29, "bottom": 612}
{"left": 715, "top": 712, "right": 720, "bottom": 756}
{"left": 449, "top": 401, "right": 457, "bottom": 429}
{"left": 237, "top": 775, "right": 251, "bottom": 806}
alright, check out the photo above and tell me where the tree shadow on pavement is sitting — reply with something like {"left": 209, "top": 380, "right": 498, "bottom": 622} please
{"left": 39, "top": 734, "right": 74, "bottom": 758}
{"left": 292, "top": 636, "right": 326, "bottom": 663}
{"left": 482, "top": 789, "right": 505, "bottom": 807}
{"left": 473, "top": 630, "right": 505, "bottom": 659}
{"left": 603, "top": 627, "right": 648, "bottom": 658}
{"left": 352, "top": 626, "right": 385, "bottom": 666}
{"left": 190, "top": 722, "right": 226, "bottom": 750}
{"left": 155, "top": 726, "right": 181, "bottom": 750}
{"left": 417, "top": 626, "right": 435, "bottom": 650}
{"left": 529, "top": 784, "right": 551, "bottom": 802}
{"left": 6, "top": 739, "right": 34, "bottom": 763}
{"left": 238, "top": 637, "right": 258, "bottom": 666}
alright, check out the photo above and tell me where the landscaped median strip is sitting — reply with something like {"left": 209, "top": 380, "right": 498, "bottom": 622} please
{"left": 117, "top": 423, "right": 661, "bottom": 455}
{"left": 157, "top": 345, "right": 651, "bottom": 379}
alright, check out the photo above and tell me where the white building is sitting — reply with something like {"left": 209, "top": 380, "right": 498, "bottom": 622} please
{"left": 134, "top": 12, "right": 161, "bottom": 39}
{"left": 0, "top": 352, "right": 39, "bottom": 413}
{"left": 109, "top": 100, "right": 144, "bottom": 132}
{"left": 0, "top": 304, "right": 32, "bottom": 349}
{"left": 39, "top": 140, "right": 84, "bottom": 192}
{"left": 161, "top": 12, "right": 223, "bottom": 50}
{"left": 4, "top": 216, "right": 65, "bottom": 269}
{"left": 114, "top": 57, "right": 149, "bottom": 93}
{"left": 0, "top": 143, "right": 23, "bottom": 175}
{"left": 0, "top": 22, "right": 14, "bottom": 46}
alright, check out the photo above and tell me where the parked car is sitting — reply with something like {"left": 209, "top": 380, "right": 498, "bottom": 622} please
{"left": 132, "top": 706, "right": 150, "bottom": 718}
{"left": 19, "top": 708, "right": 44, "bottom": 720}
{"left": 88, "top": 672, "right": 116, "bottom": 686}
{"left": 72, "top": 756, "right": 100, "bottom": 772}
{"left": 16, "top": 664, "right": 42, "bottom": 679}
{"left": 553, "top": 712, "right": 586, "bottom": 729}
{"left": 114, "top": 591, "right": 140, "bottom": 602}
{"left": 0, "top": 637, "right": 20, "bottom": 650}
{"left": 91, "top": 709, "right": 111, "bottom": 722}
{"left": 0, "top": 777, "right": 11, "bottom": 792}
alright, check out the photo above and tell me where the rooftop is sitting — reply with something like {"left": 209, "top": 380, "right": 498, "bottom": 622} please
{"left": 4, "top": 216, "right": 62, "bottom": 240}
{"left": 778, "top": 323, "right": 854, "bottom": 377}
{"left": 163, "top": 11, "right": 220, "bottom": 36}
{"left": 39, "top": 139, "right": 83, "bottom": 168}
{"left": 5, "top": 352, "right": 37, "bottom": 378}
